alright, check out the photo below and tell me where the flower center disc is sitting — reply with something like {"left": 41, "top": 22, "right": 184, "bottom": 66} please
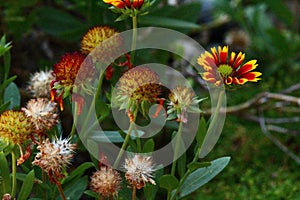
{"left": 218, "top": 64, "right": 233, "bottom": 78}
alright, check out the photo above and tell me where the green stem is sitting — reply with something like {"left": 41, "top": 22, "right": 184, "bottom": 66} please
{"left": 70, "top": 101, "right": 78, "bottom": 140}
{"left": 171, "top": 91, "right": 225, "bottom": 200}
{"left": 81, "top": 71, "right": 104, "bottom": 138}
{"left": 113, "top": 122, "right": 135, "bottom": 168}
{"left": 199, "top": 90, "right": 225, "bottom": 157}
{"left": 134, "top": 127, "right": 142, "bottom": 152}
{"left": 167, "top": 121, "right": 183, "bottom": 200}
{"left": 131, "top": 109, "right": 141, "bottom": 152}
{"left": 170, "top": 121, "right": 183, "bottom": 175}
{"left": 130, "top": 15, "right": 138, "bottom": 64}
{"left": 85, "top": 115, "right": 106, "bottom": 135}
{"left": 11, "top": 151, "right": 17, "bottom": 199}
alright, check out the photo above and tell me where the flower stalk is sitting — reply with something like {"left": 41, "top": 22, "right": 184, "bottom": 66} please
{"left": 113, "top": 122, "right": 135, "bottom": 168}
{"left": 70, "top": 101, "right": 79, "bottom": 140}
{"left": 11, "top": 150, "right": 17, "bottom": 199}
{"left": 170, "top": 90, "right": 225, "bottom": 200}
{"left": 171, "top": 121, "right": 183, "bottom": 176}
{"left": 132, "top": 186, "right": 137, "bottom": 200}
{"left": 131, "top": 15, "right": 138, "bottom": 63}
{"left": 56, "top": 182, "right": 67, "bottom": 200}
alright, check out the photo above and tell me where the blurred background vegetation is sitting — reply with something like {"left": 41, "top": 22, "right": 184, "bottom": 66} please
{"left": 1, "top": 0, "right": 299, "bottom": 199}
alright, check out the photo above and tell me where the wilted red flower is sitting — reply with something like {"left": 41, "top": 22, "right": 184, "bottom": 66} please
{"left": 197, "top": 46, "right": 262, "bottom": 86}
{"left": 51, "top": 52, "right": 85, "bottom": 111}
{"left": 53, "top": 52, "right": 85, "bottom": 88}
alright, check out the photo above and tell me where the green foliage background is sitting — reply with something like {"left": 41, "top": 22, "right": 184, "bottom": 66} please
{"left": 1, "top": 0, "right": 300, "bottom": 199}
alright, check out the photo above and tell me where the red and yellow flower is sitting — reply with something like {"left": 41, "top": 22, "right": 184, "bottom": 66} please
{"left": 197, "top": 46, "right": 262, "bottom": 86}
{"left": 103, "top": 0, "right": 144, "bottom": 9}
{"left": 51, "top": 52, "right": 85, "bottom": 113}
{"left": 103, "top": 0, "right": 150, "bottom": 19}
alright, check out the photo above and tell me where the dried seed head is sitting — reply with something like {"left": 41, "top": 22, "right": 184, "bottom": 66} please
{"left": 113, "top": 67, "right": 162, "bottom": 117}
{"left": 90, "top": 167, "right": 122, "bottom": 198}
{"left": 32, "top": 138, "right": 76, "bottom": 181}
{"left": 22, "top": 98, "right": 59, "bottom": 131}
{"left": 169, "top": 86, "right": 197, "bottom": 110}
{"left": 124, "top": 155, "right": 156, "bottom": 189}
{"left": 28, "top": 70, "right": 54, "bottom": 98}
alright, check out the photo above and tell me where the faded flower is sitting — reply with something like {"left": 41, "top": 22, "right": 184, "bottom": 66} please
{"left": 27, "top": 70, "right": 54, "bottom": 98}
{"left": 90, "top": 167, "right": 122, "bottom": 198}
{"left": 124, "top": 155, "right": 156, "bottom": 189}
{"left": 168, "top": 86, "right": 203, "bottom": 123}
{"left": 22, "top": 98, "right": 59, "bottom": 131}
{"left": 113, "top": 67, "right": 162, "bottom": 119}
{"left": 32, "top": 138, "right": 76, "bottom": 182}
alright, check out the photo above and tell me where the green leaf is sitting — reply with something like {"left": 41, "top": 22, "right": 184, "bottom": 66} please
{"left": 142, "top": 139, "right": 155, "bottom": 153}
{"left": 0, "top": 140, "right": 9, "bottom": 152}
{"left": 139, "top": 16, "right": 200, "bottom": 29}
{"left": 18, "top": 170, "right": 35, "bottom": 200}
{"left": 0, "top": 75, "right": 17, "bottom": 96}
{"left": 58, "top": 176, "right": 88, "bottom": 200}
{"left": 0, "top": 102, "right": 10, "bottom": 113}
{"left": 177, "top": 157, "right": 230, "bottom": 198}
{"left": 118, "top": 181, "right": 133, "bottom": 200}
{"left": 125, "top": 129, "right": 145, "bottom": 139}
{"left": 171, "top": 131, "right": 185, "bottom": 171}
{"left": 187, "top": 161, "right": 211, "bottom": 172}
{"left": 177, "top": 153, "right": 186, "bottom": 178}
{"left": 159, "top": 175, "right": 179, "bottom": 191}
{"left": 34, "top": 6, "right": 87, "bottom": 41}
{"left": 95, "top": 98, "right": 110, "bottom": 119}
{"left": 115, "top": 13, "right": 130, "bottom": 22}
{"left": 89, "top": 131, "right": 124, "bottom": 143}
{"left": 84, "top": 190, "right": 98, "bottom": 198}
{"left": 61, "top": 162, "right": 95, "bottom": 186}
{"left": 196, "top": 117, "right": 207, "bottom": 145}
{"left": 0, "top": 152, "right": 11, "bottom": 196}
{"left": 16, "top": 173, "right": 27, "bottom": 182}
{"left": 4, "top": 82, "right": 20, "bottom": 109}
{"left": 167, "top": 3, "right": 202, "bottom": 22}
{"left": 0, "top": 36, "right": 12, "bottom": 57}
{"left": 144, "top": 166, "right": 163, "bottom": 200}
